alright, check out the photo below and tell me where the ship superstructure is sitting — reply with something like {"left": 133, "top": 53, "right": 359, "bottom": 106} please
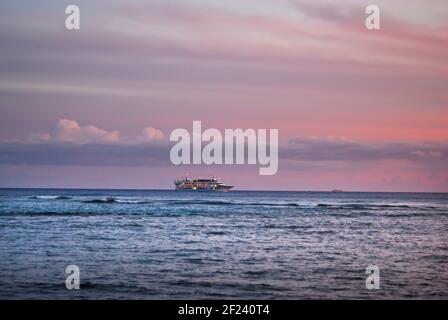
{"left": 174, "top": 177, "right": 234, "bottom": 191}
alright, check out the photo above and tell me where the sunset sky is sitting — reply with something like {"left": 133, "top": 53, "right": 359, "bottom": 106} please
{"left": 1, "top": 0, "right": 447, "bottom": 191}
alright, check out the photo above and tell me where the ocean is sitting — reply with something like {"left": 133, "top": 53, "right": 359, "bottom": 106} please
{"left": 0, "top": 189, "right": 447, "bottom": 299}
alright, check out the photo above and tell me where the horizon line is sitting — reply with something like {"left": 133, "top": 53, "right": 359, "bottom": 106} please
{"left": 0, "top": 187, "right": 447, "bottom": 194}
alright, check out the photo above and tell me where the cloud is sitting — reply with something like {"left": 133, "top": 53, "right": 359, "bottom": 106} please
{"left": 137, "top": 127, "right": 164, "bottom": 143}
{"left": 1, "top": 136, "right": 447, "bottom": 168}
{"left": 1, "top": 135, "right": 447, "bottom": 191}
{"left": 0, "top": 142, "right": 170, "bottom": 167}
{"left": 284, "top": 138, "right": 448, "bottom": 163}
{"left": 410, "top": 150, "right": 444, "bottom": 158}
{"left": 30, "top": 119, "right": 121, "bottom": 144}
{"left": 29, "top": 119, "right": 165, "bottom": 145}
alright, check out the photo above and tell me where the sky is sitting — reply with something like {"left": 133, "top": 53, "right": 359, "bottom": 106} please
{"left": 0, "top": 0, "right": 447, "bottom": 191}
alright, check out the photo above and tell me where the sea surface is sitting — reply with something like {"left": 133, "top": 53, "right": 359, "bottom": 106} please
{"left": 0, "top": 189, "right": 447, "bottom": 299}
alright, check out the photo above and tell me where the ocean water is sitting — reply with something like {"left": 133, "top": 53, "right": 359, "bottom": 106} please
{"left": 0, "top": 189, "right": 447, "bottom": 299}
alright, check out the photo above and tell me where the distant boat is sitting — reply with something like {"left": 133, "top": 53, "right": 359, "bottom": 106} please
{"left": 332, "top": 189, "right": 344, "bottom": 193}
{"left": 174, "top": 177, "right": 234, "bottom": 191}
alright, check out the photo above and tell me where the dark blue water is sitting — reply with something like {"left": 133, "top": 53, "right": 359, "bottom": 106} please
{"left": 0, "top": 189, "right": 447, "bottom": 299}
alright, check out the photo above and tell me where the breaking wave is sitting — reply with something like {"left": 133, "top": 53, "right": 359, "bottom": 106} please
{"left": 166, "top": 200, "right": 300, "bottom": 207}
{"left": 315, "top": 203, "right": 438, "bottom": 210}
{"left": 23, "top": 196, "right": 444, "bottom": 212}
{"left": 30, "top": 195, "right": 72, "bottom": 200}
{"left": 83, "top": 197, "right": 151, "bottom": 204}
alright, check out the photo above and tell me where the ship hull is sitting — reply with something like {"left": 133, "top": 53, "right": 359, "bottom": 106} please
{"left": 175, "top": 188, "right": 233, "bottom": 192}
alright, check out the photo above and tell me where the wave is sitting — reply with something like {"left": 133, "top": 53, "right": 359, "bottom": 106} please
{"left": 1, "top": 209, "right": 445, "bottom": 218}
{"left": 250, "top": 202, "right": 300, "bottom": 207}
{"left": 30, "top": 195, "right": 72, "bottom": 200}
{"left": 167, "top": 200, "right": 300, "bottom": 207}
{"left": 0, "top": 211, "right": 104, "bottom": 217}
{"left": 83, "top": 198, "right": 115, "bottom": 204}
{"left": 168, "top": 200, "right": 234, "bottom": 206}
{"left": 22, "top": 195, "right": 445, "bottom": 212}
{"left": 83, "top": 197, "right": 151, "bottom": 204}
{"left": 316, "top": 203, "right": 415, "bottom": 210}
{"left": 27, "top": 197, "right": 302, "bottom": 207}
{"left": 114, "top": 199, "right": 152, "bottom": 204}
{"left": 0, "top": 210, "right": 207, "bottom": 217}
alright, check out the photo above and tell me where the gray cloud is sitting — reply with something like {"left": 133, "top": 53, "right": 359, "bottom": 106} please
{"left": 0, "top": 141, "right": 170, "bottom": 167}
{"left": 284, "top": 138, "right": 447, "bottom": 163}
{"left": 0, "top": 138, "right": 446, "bottom": 168}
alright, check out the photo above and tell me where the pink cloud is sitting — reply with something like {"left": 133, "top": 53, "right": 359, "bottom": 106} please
{"left": 137, "top": 127, "right": 165, "bottom": 142}
{"left": 28, "top": 119, "right": 167, "bottom": 145}
{"left": 48, "top": 119, "right": 120, "bottom": 144}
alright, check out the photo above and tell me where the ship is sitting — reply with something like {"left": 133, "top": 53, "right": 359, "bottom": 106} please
{"left": 174, "top": 177, "right": 234, "bottom": 191}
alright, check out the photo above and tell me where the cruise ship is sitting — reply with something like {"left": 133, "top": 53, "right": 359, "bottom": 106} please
{"left": 174, "top": 177, "right": 234, "bottom": 191}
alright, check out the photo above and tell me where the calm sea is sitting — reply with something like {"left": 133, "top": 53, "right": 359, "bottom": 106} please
{"left": 0, "top": 189, "right": 447, "bottom": 299}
